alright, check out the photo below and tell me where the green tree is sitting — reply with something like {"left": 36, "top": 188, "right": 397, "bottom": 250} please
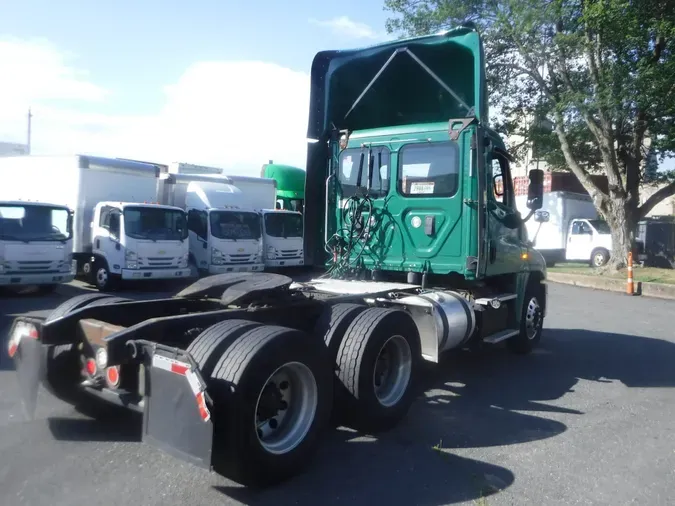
{"left": 385, "top": 0, "right": 675, "bottom": 269}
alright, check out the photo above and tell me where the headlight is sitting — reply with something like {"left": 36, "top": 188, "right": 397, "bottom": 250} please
{"left": 178, "top": 253, "right": 189, "bottom": 268}
{"left": 125, "top": 250, "right": 138, "bottom": 269}
{"left": 266, "top": 245, "right": 276, "bottom": 260}
{"left": 211, "top": 247, "right": 225, "bottom": 265}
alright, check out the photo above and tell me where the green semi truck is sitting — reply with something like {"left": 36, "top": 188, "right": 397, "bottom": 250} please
{"left": 8, "top": 25, "right": 548, "bottom": 488}
{"left": 261, "top": 162, "right": 306, "bottom": 213}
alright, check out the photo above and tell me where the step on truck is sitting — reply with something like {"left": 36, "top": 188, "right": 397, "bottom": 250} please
{"left": 8, "top": 26, "right": 548, "bottom": 487}
{"left": 0, "top": 155, "right": 192, "bottom": 291}
{"left": 0, "top": 200, "right": 76, "bottom": 292}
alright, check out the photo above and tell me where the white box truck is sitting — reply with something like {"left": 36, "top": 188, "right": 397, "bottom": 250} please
{"left": 516, "top": 191, "right": 612, "bottom": 266}
{"left": 226, "top": 175, "right": 304, "bottom": 268}
{"left": 0, "top": 155, "right": 191, "bottom": 291}
{"left": 157, "top": 173, "right": 265, "bottom": 275}
{"left": 0, "top": 199, "right": 76, "bottom": 292}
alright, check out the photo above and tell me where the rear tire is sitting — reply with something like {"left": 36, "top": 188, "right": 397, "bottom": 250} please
{"left": 208, "top": 325, "right": 332, "bottom": 487}
{"left": 186, "top": 319, "right": 262, "bottom": 377}
{"left": 314, "top": 303, "right": 368, "bottom": 360}
{"left": 334, "top": 307, "right": 421, "bottom": 433}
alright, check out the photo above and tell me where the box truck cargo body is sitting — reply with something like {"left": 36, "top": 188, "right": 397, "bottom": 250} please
{"left": 0, "top": 155, "right": 191, "bottom": 290}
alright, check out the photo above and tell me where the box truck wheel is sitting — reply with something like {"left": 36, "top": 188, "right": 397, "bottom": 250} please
{"left": 334, "top": 307, "right": 421, "bottom": 434}
{"left": 591, "top": 248, "right": 610, "bottom": 267}
{"left": 92, "top": 259, "right": 118, "bottom": 292}
{"left": 208, "top": 325, "right": 333, "bottom": 487}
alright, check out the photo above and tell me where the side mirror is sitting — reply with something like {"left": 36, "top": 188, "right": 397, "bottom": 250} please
{"left": 534, "top": 210, "right": 550, "bottom": 223}
{"left": 526, "top": 169, "right": 545, "bottom": 210}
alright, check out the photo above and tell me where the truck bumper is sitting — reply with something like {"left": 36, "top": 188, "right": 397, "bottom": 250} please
{"left": 208, "top": 263, "right": 265, "bottom": 274}
{"left": 0, "top": 271, "right": 75, "bottom": 286}
{"left": 121, "top": 268, "right": 192, "bottom": 280}
{"left": 265, "top": 257, "right": 304, "bottom": 268}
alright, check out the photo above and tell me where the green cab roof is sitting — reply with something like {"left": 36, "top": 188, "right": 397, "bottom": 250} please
{"left": 307, "top": 26, "right": 488, "bottom": 140}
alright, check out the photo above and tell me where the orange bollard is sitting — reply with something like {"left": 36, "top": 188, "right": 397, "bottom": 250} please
{"left": 626, "top": 251, "right": 634, "bottom": 295}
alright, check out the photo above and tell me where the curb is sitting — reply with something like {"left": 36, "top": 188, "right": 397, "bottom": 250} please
{"left": 546, "top": 272, "right": 675, "bottom": 300}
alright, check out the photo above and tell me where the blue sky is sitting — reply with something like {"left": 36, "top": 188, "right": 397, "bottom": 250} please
{"left": 0, "top": 0, "right": 390, "bottom": 116}
{"left": 0, "top": 1, "right": 394, "bottom": 173}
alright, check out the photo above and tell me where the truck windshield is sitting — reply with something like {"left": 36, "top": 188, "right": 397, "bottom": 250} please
{"left": 210, "top": 211, "right": 262, "bottom": 240}
{"left": 264, "top": 212, "right": 303, "bottom": 238}
{"left": 589, "top": 219, "right": 611, "bottom": 234}
{"left": 0, "top": 204, "right": 71, "bottom": 241}
{"left": 339, "top": 147, "right": 390, "bottom": 198}
{"left": 123, "top": 207, "right": 187, "bottom": 241}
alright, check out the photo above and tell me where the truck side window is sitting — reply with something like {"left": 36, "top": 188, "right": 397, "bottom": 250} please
{"left": 398, "top": 142, "right": 458, "bottom": 197}
{"left": 490, "top": 152, "right": 515, "bottom": 209}
{"left": 99, "top": 206, "right": 110, "bottom": 227}
{"left": 572, "top": 221, "right": 591, "bottom": 235}
{"left": 108, "top": 212, "right": 121, "bottom": 238}
{"left": 188, "top": 210, "right": 207, "bottom": 239}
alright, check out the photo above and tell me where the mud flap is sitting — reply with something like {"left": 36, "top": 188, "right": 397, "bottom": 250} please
{"left": 10, "top": 320, "right": 46, "bottom": 420}
{"left": 142, "top": 351, "right": 214, "bottom": 470}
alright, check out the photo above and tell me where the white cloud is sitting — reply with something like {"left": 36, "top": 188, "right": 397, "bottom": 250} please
{"left": 309, "top": 16, "right": 383, "bottom": 40}
{"left": 0, "top": 38, "right": 311, "bottom": 176}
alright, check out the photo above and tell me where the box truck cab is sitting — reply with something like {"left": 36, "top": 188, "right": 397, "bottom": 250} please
{"left": 86, "top": 201, "right": 190, "bottom": 290}
{"left": 565, "top": 218, "right": 612, "bottom": 266}
{"left": 226, "top": 175, "right": 305, "bottom": 268}
{"left": 0, "top": 200, "right": 76, "bottom": 292}
{"left": 157, "top": 173, "right": 265, "bottom": 275}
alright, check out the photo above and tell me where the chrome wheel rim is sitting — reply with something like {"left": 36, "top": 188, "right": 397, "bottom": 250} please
{"left": 255, "top": 362, "right": 318, "bottom": 455}
{"left": 525, "top": 297, "right": 543, "bottom": 340}
{"left": 372, "top": 335, "right": 413, "bottom": 407}
{"left": 593, "top": 253, "right": 605, "bottom": 266}
{"left": 96, "top": 268, "right": 108, "bottom": 287}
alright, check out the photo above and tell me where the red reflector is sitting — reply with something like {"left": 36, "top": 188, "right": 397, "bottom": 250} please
{"left": 28, "top": 327, "right": 38, "bottom": 339}
{"left": 86, "top": 358, "right": 97, "bottom": 376}
{"left": 8, "top": 342, "right": 18, "bottom": 359}
{"left": 106, "top": 366, "right": 120, "bottom": 387}
{"left": 195, "top": 391, "right": 211, "bottom": 422}
{"left": 170, "top": 363, "right": 189, "bottom": 375}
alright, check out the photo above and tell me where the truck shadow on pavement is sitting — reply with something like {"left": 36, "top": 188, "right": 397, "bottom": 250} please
{"left": 217, "top": 326, "right": 675, "bottom": 506}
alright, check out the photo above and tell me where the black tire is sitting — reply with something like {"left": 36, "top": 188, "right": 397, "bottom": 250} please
{"left": 93, "top": 259, "right": 118, "bottom": 292}
{"left": 507, "top": 281, "right": 545, "bottom": 355}
{"left": 591, "top": 248, "right": 610, "bottom": 267}
{"left": 186, "top": 319, "right": 262, "bottom": 377}
{"left": 314, "top": 303, "right": 368, "bottom": 360}
{"left": 208, "top": 325, "right": 333, "bottom": 487}
{"left": 335, "top": 307, "right": 421, "bottom": 433}
{"left": 45, "top": 293, "right": 113, "bottom": 323}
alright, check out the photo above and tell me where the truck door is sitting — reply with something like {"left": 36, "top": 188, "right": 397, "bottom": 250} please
{"left": 187, "top": 209, "right": 209, "bottom": 270}
{"left": 483, "top": 149, "right": 523, "bottom": 276}
{"left": 93, "top": 205, "right": 124, "bottom": 272}
{"left": 566, "top": 219, "right": 593, "bottom": 260}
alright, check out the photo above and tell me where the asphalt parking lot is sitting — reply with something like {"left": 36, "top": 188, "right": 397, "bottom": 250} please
{"left": 1, "top": 280, "right": 674, "bottom": 506}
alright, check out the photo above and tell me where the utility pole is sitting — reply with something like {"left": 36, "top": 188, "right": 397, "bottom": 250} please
{"left": 27, "top": 108, "right": 32, "bottom": 155}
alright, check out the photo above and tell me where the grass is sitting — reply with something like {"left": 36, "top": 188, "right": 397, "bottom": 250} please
{"left": 548, "top": 263, "right": 675, "bottom": 285}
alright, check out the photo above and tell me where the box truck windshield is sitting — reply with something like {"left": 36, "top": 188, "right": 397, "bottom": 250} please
{"left": 124, "top": 206, "right": 187, "bottom": 241}
{"left": 0, "top": 204, "right": 72, "bottom": 242}
{"left": 264, "top": 212, "right": 303, "bottom": 238}
{"left": 209, "top": 210, "right": 261, "bottom": 241}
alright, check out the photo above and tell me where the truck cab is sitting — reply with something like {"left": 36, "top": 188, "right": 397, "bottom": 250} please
{"left": 261, "top": 209, "right": 304, "bottom": 267}
{"left": 565, "top": 218, "right": 612, "bottom": 266}
{"left": 87, "top": 201, "right": 190, "bottom": 290}
{"left": 0, "top": 200, "right": 76, "bottom": 291}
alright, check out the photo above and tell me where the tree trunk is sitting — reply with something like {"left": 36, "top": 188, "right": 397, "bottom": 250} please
{"left": 604, "top": 197, "right": 636, "bottom": 271}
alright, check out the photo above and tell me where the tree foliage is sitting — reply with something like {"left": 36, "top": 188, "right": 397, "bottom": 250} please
{"left": 384, "top": 0, "right": 675, "bottom": 267}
